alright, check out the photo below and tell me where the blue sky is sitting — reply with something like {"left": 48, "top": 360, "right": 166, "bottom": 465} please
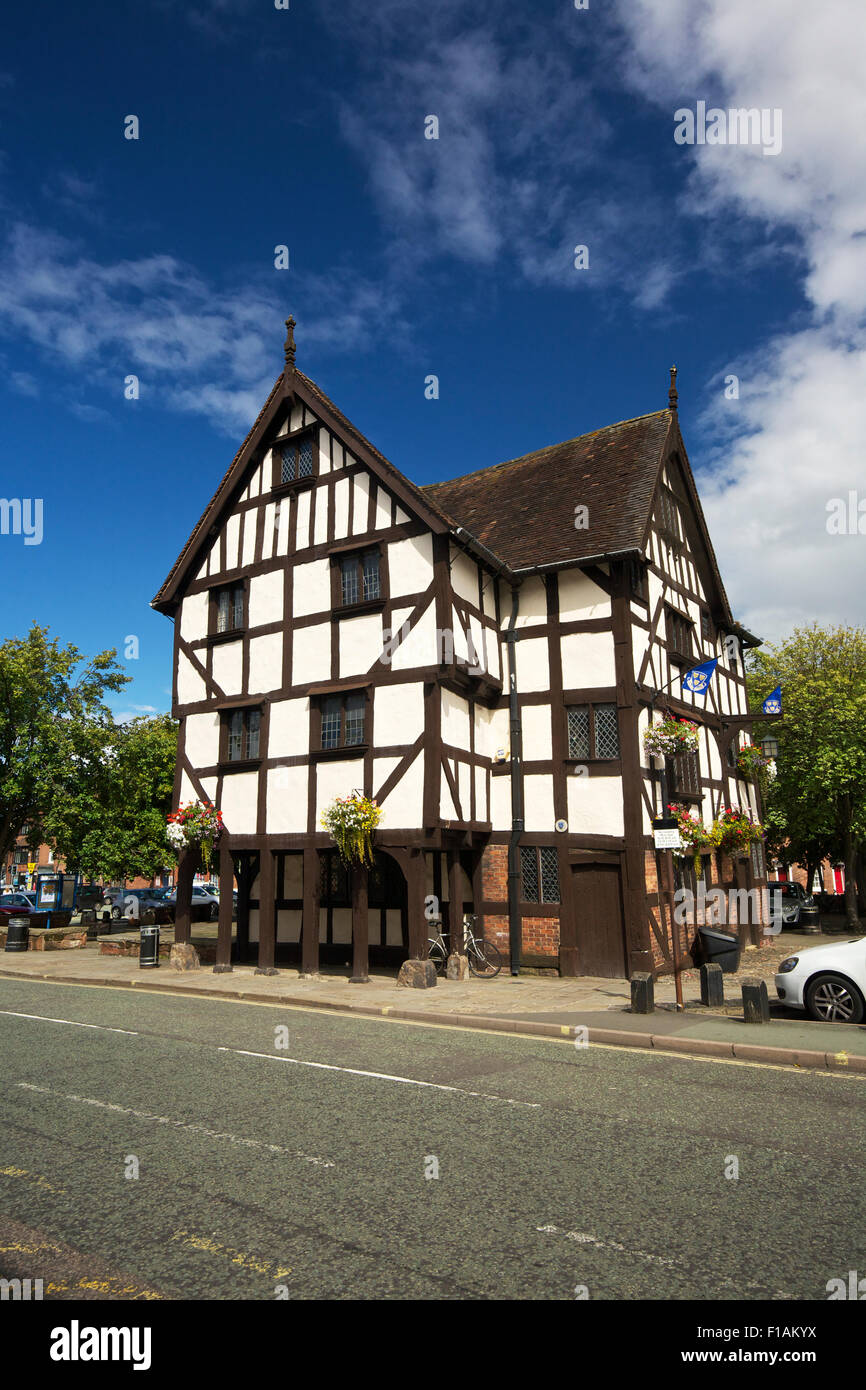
{"left": 1, "top": 0, "right": 863, "bottom": 719}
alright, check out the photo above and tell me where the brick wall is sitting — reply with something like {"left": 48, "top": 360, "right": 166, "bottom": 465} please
{"left": 479, "top": 844, "right": 559, "bottom": 968}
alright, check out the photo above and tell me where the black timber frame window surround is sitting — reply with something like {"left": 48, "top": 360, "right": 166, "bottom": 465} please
{"left": 209, "top": 581, "right": 246, "bottom": 639}
{"left": 628, "top": 557, "right": 648, "bottom": 602}
{"left": 566, "top": 703, "right": 620, "bottom": 761}
{"left": 666, "top": 606, "right": 694, "bottom": 663}
{"left": 311, "top": 687, "right": 370, "bottom": 755}
{"left": 520, "top": 846, "right": 561, "bottom": 904}
{"left": 329, "top": 542, "right": 387, "bottom": 614}
{"left": 668, "top": 748, "right": 701, "bottom": 801}
{"left": 658, "top": 486, "right": 681, "bottom": 541}
{"left": 220, "top": 706, "right": 262, "bottom": 766}
{"left": 341, "top": 548, "right": 380, "bottom": 606}
{"left": 271, "top": 425, "right": 318, "bottom": 493}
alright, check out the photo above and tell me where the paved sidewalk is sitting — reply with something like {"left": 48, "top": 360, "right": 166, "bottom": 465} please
{"left": 1, "top": 940, "right": 864, "bottom": 1072}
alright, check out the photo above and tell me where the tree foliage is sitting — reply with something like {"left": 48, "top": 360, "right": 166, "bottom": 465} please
{"left": 747, "top": 624, "right": 866, "bottom": 927}
{"left": 43, "top": 714, "right": 178, "bottom": 883}
{"left": 0, "top": 625, "right": 129, "bottom": 867}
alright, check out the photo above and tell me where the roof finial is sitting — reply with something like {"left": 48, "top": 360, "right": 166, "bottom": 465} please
{"left": 284, "top": 316, "right": 297, "bottom": 369}
{"left": 668, "top": 364, "right": 678, "bottom": 412}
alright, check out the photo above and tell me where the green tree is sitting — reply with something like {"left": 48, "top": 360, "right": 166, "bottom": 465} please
{"left": 0, "top": 625, "right": 129, "bottom": 867}
{"left": 747, "top": 624, "right": 866, "bottom": 929}
{"left": 45, "top": 714, "right": 178, "bottom": 884}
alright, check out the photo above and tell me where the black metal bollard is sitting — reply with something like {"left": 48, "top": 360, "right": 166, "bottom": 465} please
{"left": 700, "top": 961, "right": 725, "bottom": 1007}
{"left": 4, "top": 915, "right": 29, "bottom": 953}
{"left": 631, "top": 972, "right": 654, "bottom": 1014}
{"left": 741, "top": 977, "right": 770, "bottom": 1024}
{"left": 139, "top": 923, "right": 160, "bottom": 969}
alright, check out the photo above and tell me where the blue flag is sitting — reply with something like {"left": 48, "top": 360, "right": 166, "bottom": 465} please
{"left": 682, "top": 658, "right": 718, "bottom": 695}
{"left": 762, "top": 685, "right": 782, "bottom": 714}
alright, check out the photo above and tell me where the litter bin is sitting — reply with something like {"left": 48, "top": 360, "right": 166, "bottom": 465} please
{"left": 140, "top": 923, "right": 160, "bottom": 969}
{"left": 4, "top": 915, "right": 30, "bottom": 953}
{"left": 798, "top": 904, "right": 821, "bottom": 933}
{"left": 697, "top": 925, "right": 740, "bottom": 973}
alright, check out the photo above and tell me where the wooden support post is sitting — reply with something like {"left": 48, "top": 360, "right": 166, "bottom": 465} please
{"left": 214, "top": 843, "right": 235, "bottom": 972}
{"left": 447, "top": 850, "right": 464, "bottom": 955}
{"left": 255, "top": 847, "right": 277, "bottom": 975}
{"left": 741, "top": 977, "right": 770, "bottom": 1024}
{"left": 350, "top": 861, "right": 369, "bottom": 983}
{"left": 631, "top": 972, "right": 654, "bottom": 1014}
{"left": 301, "top": 847, "right": 321, "bottom": 977}
{"left": 173, "top": 847, "right": 198, "bottom": 946}
{"left": 406, "top": 848, "right": 427, "bottom": 959}
{"left": 471, "top": 845, "right": 485, "bottom": 945}
{"left": 235, "top": 853, "right": 253, "bottom": 963}
{"left": 700, "top": 962, "right": 724, "bottom": 1007}
{"left": 663, "top": 849, "right": 684, "bottom": 1011}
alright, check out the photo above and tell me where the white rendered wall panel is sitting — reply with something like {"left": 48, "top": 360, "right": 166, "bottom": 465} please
{"left": 180, "top": 592, "right": 209, "bottom": 643}
{"left": 292, "top": 623, "right": 330, "bottom": 684}
{"left": 269, "top": 698, "right": 310, "bottom": 758}
{"left": 249, "top": 569, "right": 284, "bottom": 628}
{"left": 212, "top": 640, "right": 243, "bottom": 696}
{"left": 220, "top": 771, "right": 259, "bottom": 835}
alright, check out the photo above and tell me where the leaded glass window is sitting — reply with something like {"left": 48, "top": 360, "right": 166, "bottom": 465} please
{"left": 521, "top": 846, "right": 561, "bottom": 903}
{"left": 594, "top": 705, "right": 619, "bottom": 759}
{"left": 227, "top": 708, "right": 260, "bottom": 762}
{"left": 279, "top": 434, "right": 315, "bottom": 484}
{"left": 567, "top": 704, "right": 619, "bottom": 760}
{"left": 216, "top": 584, "right": 244, "bottom": 634}
{"left": 320, "top": 691, "right": 366, "bottom": 749}
{"left": 520, "top": 846, "right": 539, "bottom": 902}
{"left": 567, "top": 706, "right": 590, "bottom": 759}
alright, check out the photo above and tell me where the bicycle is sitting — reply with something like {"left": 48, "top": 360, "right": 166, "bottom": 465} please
{"left": 427, "top": 913, "right": 502, "bottom": 978}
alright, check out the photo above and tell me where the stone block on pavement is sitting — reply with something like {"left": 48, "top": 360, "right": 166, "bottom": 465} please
{"left": 446, "top": 952, "right": 468, "bottom": 980}
{"left": 170, "top": 942, "right": 201, "bottom": 972}
{"left": 396, "top": 958, "right": 437, "bottom": 989}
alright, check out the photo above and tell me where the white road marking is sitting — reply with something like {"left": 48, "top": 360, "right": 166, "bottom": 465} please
{"left": 536, "top": 1223, "right": 790, "bottom": 1297}
{"left": 219, "top": 1047, "right": 541, "bottom": 1107}
{"left": 0, "top": 1008, "right": 137, "bottom": 1036}
{"left": 16, "top": 1084, "right": 335, "bottom": 1167}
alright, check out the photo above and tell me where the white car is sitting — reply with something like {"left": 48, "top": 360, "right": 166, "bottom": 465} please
{"left": 775, "top": 937, "right": 866, "bottom": 1023}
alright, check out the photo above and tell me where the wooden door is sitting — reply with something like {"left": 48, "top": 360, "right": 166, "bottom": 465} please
{"left": 570, "top": 863, "right": 628, "bottom": 978}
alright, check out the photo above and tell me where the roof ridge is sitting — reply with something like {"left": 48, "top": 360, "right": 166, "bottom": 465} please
{"left": 423, "top": 409, "right": 671, "bottom": 493}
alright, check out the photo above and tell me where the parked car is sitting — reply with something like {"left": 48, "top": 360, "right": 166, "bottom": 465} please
{"left": 775, "top": 937, "right": 866, "bottom": 1023}
{"left": 103, "top": 887, "right": 170, "bottom": 920}
{"left": 0, "top": 891, "right": 41, "bottom": 917}
{"left": 163, "top": 885, "right": 220, "bottom": 921}
{"left": 768, "top": 880, "right": 818, "bottom": 927}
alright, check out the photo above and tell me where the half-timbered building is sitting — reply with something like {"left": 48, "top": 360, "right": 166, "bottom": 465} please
{"left": 153, "top": 322, "right": 768, "bottom": 981}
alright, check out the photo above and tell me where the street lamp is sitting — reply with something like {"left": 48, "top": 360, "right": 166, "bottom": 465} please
{"left": 761, "top": 735, "right": 779, "bottom": 759}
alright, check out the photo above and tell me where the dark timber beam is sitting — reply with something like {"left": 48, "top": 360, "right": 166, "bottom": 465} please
{"left": 350, "top": 862, "right": 369, "bottom": 983}
{"left": 301, "top": 847, "right": 321, "bottom": 976}
{"left": 173, "top": 847, "right": 198, "bottom": 946}
{"left": 255, "top": 848, "right": 277, "bottom": 975}
{"left": 214, "top": 842, "right": 235, "bottom": 972}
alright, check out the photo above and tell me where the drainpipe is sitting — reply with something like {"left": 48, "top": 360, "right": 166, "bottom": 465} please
{"left": 506, "top": 585, "right": 524, "bottom": 976}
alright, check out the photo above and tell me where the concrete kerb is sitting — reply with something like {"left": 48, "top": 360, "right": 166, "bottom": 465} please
{"left": 2, "top": 965, "right": 864, "bottom": 1073}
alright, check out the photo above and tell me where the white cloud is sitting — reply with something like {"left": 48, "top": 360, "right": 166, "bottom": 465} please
{"left": 0, "top": 223, "right": 407, "bottom": 433}
{"left": 614, "top": 0, "right": 866, "bottom": 638}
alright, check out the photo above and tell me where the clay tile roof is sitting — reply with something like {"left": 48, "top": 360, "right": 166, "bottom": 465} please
{"left": 422, "top": 409, "right": 674, "bottom": 570}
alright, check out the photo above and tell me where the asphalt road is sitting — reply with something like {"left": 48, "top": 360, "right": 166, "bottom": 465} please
{"left": 0, "top": 976, "right": 863, "bottom": 1301}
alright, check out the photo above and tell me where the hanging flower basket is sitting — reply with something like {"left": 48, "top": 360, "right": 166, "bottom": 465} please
{"left": 167, "top": 801, "right": 223, "bottom": 873}
{"left": 644, "top": 717, "right": 700, "bottom": 759}
{"left": 736, "top": 742, "right": 772, "bottom": 790}
{"left": 320, "top": 792, "right": 383, "bottom": 867}
{"left": 712, "top": 806, "right": 763, "bottom": 857}
{"left": 668, "top": 802, "right": 713, "bottom": 876}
